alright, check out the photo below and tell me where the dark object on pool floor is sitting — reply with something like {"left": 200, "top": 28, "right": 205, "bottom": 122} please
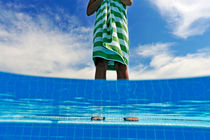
{"left": 91, "top": 116, "right": 105, "bottom": 121}
{"left": 124, "top": 117, "right": 139, "bottom": 121}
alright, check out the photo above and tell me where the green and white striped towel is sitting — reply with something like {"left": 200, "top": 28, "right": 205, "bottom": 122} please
{"left": 93, "top": 0, "right": 129, "bottom": 71}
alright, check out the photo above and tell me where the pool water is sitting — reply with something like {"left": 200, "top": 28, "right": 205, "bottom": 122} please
{"left": 0, "top": 71, "right": 210, "bottom": 139}
{"left": 1, "top": 123, "right": 209, "bottom": 140}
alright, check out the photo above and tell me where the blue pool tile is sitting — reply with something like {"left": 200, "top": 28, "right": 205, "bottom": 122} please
{"left": 2, "top": 136, "right": 19, "bottom": 140}
{"left": 74, "top": 127, "right": 84, "bottom": 137}
{"left": 81, "top": 138, "right": 93, "bottom": 140}
{"left": 83, "top": 128, "right": 92, "bottom": 137}
{"left": 13, "top": 126, "right": 24, "bottom": 135}
{"left": 49, "top": 126, "right": 58, "bottom": 136}
{"left": 57, "top": 126, "right": 67, "bottom": 136}
{"left": 30, "top": 136, "right": 41, "bottom": 140}
{"left": 101, "top": 128, "right": 111, "bottom": 138}
{"left": 205, "top": 131, "right": 210, "bottom": 139}
{"left": 40, "top": 126, "right": 49, "bottom": 137}
{"left": 110, "top": 128, "right": 119, "bottom": 137}
{"left": 155, "top": 130, "right": 165, "bottom": 140}
{"left": 22, "top": 127, "right": 33, "bottom": 135}
{"left": 0, "top": 127, "right": 6, "bottom": 135}
{"left": 145, "top": 128, "right": 156, "bottom": 139}
{"left": 165, "top": 130, "right": 175, "bottom": 140}
{"left": 173, "top": 131, "right": 185, "bottom": 140}
{"left": 127, "top": 128, "right": 138, "bottom": 138}
{"left": 119, "top": 128, "right": 128, "bottom": 138}
{"left": 194, "top": 131, "right": 205, "bottom": 140}
{"left": 136, "top": 128, "right": 146, "bottom": 139}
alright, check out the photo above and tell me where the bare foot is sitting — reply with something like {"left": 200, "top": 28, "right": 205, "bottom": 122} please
{"left": 91, "top": 116, "right": 105, "bottom": 121}
{"left": 124, "top": 117, "right": 139, "bottom": 121}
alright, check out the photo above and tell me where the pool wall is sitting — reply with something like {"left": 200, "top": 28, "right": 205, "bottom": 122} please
{"left": 1, "top": 123, "right": 210, "bottom": 140}
{"left": 1, "top": 72, "right": 210, "bottom": 102}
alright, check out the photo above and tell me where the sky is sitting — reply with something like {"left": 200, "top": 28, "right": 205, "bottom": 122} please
{"left": 1, "top": 0, "right": 210, "bottom": 80}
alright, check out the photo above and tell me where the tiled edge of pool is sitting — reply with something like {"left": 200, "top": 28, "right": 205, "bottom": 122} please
{"left": 1, "top": 122, "right": 210, "bottom": 140}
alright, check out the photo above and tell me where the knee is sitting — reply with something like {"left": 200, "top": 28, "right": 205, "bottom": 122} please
{"left": 96, "top": 60, "right": 108, "bottom": 70}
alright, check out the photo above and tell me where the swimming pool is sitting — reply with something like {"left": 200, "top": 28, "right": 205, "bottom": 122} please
{"left": 0, "top": 71, "right": 210, "bottom": 139}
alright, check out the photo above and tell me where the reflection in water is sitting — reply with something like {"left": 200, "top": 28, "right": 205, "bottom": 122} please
{"left": 0, "top": 93, "right": 210, "bottom": 127}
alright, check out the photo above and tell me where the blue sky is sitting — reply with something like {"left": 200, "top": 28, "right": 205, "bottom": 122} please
{"left": 0, "top": 0, "right": 210, "bottom": 80}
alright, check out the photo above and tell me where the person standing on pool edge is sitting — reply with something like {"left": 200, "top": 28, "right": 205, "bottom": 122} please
{"left": 87, "top": 0, "right": 132, "bottom": 80}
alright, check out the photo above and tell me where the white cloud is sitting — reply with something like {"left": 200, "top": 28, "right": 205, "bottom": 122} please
{"left": 136, "top": 42, "right": 174, "bottom": 57}
{"left": 0, "top": 2, "right": 120, "bottom": 80}
{"left": 0, "top": 3, "right": 99, "bottom": 79}
{"left": 150, "top": 0, "right": 210, "bottom": 38}
{"left": 3, "top": 2, "right": 210, "bottom": 81}
{"left": 130, "top": 43, "right": 210, "bottom": 80}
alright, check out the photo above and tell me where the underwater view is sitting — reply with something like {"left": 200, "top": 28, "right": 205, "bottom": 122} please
{"left": 0, "top": 72, "right": 210, "bottom": 139}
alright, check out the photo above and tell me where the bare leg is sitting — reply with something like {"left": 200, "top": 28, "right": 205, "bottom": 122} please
{"left": 95, "top": 58, "right": 108, "bottom": 80}
{"left": 114, "top": 61, "right": 129, "bottom": 80}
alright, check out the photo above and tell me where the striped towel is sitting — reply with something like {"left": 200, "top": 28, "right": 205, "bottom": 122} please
{"left": 93, "top": 0, "right": 129, "bottom": 71}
